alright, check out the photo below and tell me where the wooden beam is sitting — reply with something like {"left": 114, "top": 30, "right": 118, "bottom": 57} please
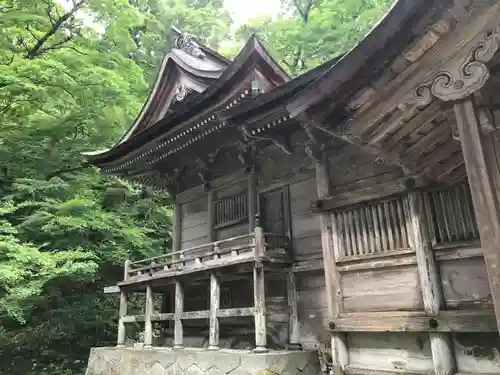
{"left": 173, "top": 203, "right": 181, "bottom": 253}
{"left": 144, "top": 284, "right": 154, "bottom": 348}
{"left": 117, "top": 260, "right": 130, "bottom": 347}
{"left": 311, "top": 176, "right": 423, "bottom": 212}
{"left": 174, "top": 280, "right": 184, "bottom": 349}
{"left": 408, "top": 191, "right": 456, "bottom": 375}
{"left": 207, "top": 190, "right": 214, "bottom": 243}
{"left": 455, "top": 97, "right": 500, "bottom": 333}
{"left": 286, "top": 269, "right": 301, "bottom": 349}
{"left": 253, "top": 258, "right": 267, "bottom": 352}
{"left": 248, "top": 167, "right": 258, "bottom": 232}
{"left": 315, "top": 151, "right": 349, "bottom": 374}
{"left": 330, "top": 310, "right": 498, "bottom": 333}
{"left": 208, "top": 273, "right": 220, "bottom": 350}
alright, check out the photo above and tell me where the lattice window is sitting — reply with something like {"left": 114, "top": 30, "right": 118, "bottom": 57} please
{"left": 214, "top": 192, "right": 248, "bottom": 229}
{"left": 332, "top": 195, "right": 411, "bottom": 258}
{"left": 220, "top": 287, "right": 231, "bottom": 309}
{"left": 424, "top": 184, "right": 479, "bottom": 246}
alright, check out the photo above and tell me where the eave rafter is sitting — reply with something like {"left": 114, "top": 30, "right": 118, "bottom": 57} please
{"left": 294, "top": 2, "right": 500, "bottom": 186}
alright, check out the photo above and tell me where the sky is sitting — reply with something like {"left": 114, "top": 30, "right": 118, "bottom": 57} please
{"left": 224, "top": 0, "right": 282, "bottom": 26}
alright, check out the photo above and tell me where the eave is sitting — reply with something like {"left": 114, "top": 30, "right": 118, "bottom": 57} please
{"left": 85, "top": 36, "right": 290, "bottom": 167}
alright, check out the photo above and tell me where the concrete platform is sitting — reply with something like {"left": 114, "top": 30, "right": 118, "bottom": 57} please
{"left": 85, "top": 347, "right": 321, "bottom": 375}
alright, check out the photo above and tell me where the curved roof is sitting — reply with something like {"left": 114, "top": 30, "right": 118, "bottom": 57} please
{"left": 85, "top": 36, "right": 290, "bottom": 165}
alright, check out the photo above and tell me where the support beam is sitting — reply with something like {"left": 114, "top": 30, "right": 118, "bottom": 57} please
{"left": 408, "top": 191, "right": 456, "bottom": 375}
{"left": 173, "top": 203, "right": 181, "bottom": 253}
{"left": 117, "top": 260, "right": 130, "bottom": 347}
{"left": 144, "top": 284, "right": 154, "bottom": 348}
{"left": 207, "top": 189, "right": 215, "bottom": 243}
{"left": 315, "top": 151, "right": 349, "bottom": 373}
{"left": 174, "top": 280, "right": 184, "bottom": 349}
{"left": 286, "top": 268, "right": 301, "bottom": 350}
{"left": 454, "top": 97, "right": 500, "bottom": 333}
{"left": 248, "top": 167, "right": 258, "bottom": 232}
{"left": 208, "top": 273, "right": 220, "bottom": 350}
{"left": 253, "top": 261, "right": 267, "bottom": 353}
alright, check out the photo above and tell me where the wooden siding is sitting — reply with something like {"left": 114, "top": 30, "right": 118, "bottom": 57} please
{"left": 342, "top": 265, "right": 423, "bottom": 312}
{"left": 180, "top": 195, "right": 208, "bottom": 250}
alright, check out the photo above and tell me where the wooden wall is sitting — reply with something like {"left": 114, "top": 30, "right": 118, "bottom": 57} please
{"left": 180, "top": 195, "right": 208, "bottom": 250}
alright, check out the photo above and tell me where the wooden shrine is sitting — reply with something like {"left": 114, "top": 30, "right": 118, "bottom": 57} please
{"left": 85, "top": 2, "right": 500, "bottom": 374}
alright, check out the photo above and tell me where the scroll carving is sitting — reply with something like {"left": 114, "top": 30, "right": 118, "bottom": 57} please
{"left": 408, "top": 23, "right": 500, "bottom": 105}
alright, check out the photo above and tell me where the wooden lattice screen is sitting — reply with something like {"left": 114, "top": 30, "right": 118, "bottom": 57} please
{"left": 332, "top": 195, "right": 411, "bottom": 259}
{"left": 424, "top": 184, "right": 479, "bottom": 246}
{"left": 214, "top": 191, "right": 248, "bottom": 229}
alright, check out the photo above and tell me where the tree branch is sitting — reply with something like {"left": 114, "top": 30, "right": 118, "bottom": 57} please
{"left": 46, "top": 163, "right": 91, "bottom": 180}
{"left": 25, "top": 0, "right": 85, "bottom": 59}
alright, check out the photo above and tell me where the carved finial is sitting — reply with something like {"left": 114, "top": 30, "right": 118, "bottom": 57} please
{"left": 172, "top": 25, "right": 205, "bottom": 59}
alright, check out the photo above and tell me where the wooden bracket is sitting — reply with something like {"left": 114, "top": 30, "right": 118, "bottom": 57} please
{"left": 164, "top": 165, "right": 187, "bottom": 196}
{"left": 302, "top": 123, "right": 326, "bottom": 162}
{"left": 236, "top": 138, "right": 259, "bottom": 172}
{"left": 195, "top": 150, "right": 220, "bottom": 190}
{"left": 239, "top": 125, "right": 294, "bottom": 155}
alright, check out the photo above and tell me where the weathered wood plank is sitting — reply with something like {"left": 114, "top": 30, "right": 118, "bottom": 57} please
{"left": 286, "top": 269, "right": 301, "bottom": 348}
{"left": 408, "top": 190, "right": 456, "bottom": 375}
{"left": 330, "top": 310, "right": 498, "bottom": 333}
{"left": 455, "top": 97, "right": 500, "bottom": 332}
{"left": 144, "top": 284, "right": 154, "bottom": 348}
{"left": 316, "top": 150, "right": 349, "bottom": 372}
{"left": 209, "top": 273, "right": 220, "bottom": 350}
{"left": 174, "top": 280, "right": 184, "bottom": 348}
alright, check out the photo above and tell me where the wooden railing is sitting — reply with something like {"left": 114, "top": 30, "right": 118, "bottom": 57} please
{"left": 115, "top": 225, "right": 296, "bottom": 353}
{"left": 125, "top": 229, "right": 292, "bottom": 280}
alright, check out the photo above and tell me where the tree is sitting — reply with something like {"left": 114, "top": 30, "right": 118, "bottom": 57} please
{"left": 230, "top": 0, "right": 393, "bottom": 75}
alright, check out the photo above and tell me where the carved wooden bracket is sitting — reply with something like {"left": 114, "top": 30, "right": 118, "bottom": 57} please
{"left": 164, "top": 165, "right": 187, "bottom": 196}
{"left": 195, "top": 150, "right": 220, "bottom": 190}
{"left": 236, "top": 139, "right": 259, "bottom": 172}
{"left": 403, "top": 21, "right": 500, "bottom": 108}
{"left": 239, "top": 125, "right": 294, "bottom": 155}
{"left": 301, "top": 124, "right": 326, "bottom": 162}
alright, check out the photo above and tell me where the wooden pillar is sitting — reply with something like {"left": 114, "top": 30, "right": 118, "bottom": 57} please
{"left": 174, "top": 280, "right": 184, "bottom": 349}
{"left": 315, "top": 151, "right": 349, "bottom": 373}
{"left": 117, "top": 259, "right": 130, "bottom": 347}
{"left": 207, "top": 189, "right": 215, "bottom": 243}
{"left": 208, "top": 273, "right": 220, "bottom": 350}
{"left": 286, "top": 268, "right": 301, "bottom": 350}
{"left": 407, "top": 191, "right": 456, "bottom": 375}
{"left": 253, "top": 225, "right": 267, "bottom": 353}
{"left": 248, "top": 167, "right": 258, "bottom": 233}
{"left": 454, "top": 97, "right": 500, "bottom": 332}
{"left": 144, "top": 283, "right": 154, "bottom": 348}
{"left": 173, "top": 203, "right": 182, "bottom": 253}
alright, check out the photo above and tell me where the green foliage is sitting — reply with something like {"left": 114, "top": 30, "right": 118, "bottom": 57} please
{"left": 228, "top": 0, "right": 393, "bottom": 75}
{"left": 0, "top": 0, "right": 392, "bottom": 373}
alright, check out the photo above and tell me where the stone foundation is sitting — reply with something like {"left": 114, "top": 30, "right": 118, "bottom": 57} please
{"left": 85, "top": 347, "right": 321, "bottom": 375}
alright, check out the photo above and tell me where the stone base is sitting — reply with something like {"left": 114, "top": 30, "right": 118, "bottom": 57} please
{"left": 85, "top": 347, "right": 320, "bottom": 375}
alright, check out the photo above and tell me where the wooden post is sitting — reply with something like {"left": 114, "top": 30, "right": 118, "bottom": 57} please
{"left": 207, "top": 189, "right": 215, "bottom": 243}
{"left": 315, "top": 151, "right": 349, "bottom": 373}
{"left": 286, "top": 268, "right": 301, "bottom": 350}
{"left": 117, "top": 260, "right": 130, "bottom": 347}
{"left": 454, "top": 97, "right": 500, "bottom": 333}
{"left": 173, "top": 280, "right": 184, "bottom": 349}
{"left": 144, "top": 284, "right": 154, "bottom": 348}
{"left": 253, "top": 263, "right": 267, "bottom": 353}
{"left": 407, "top": 191, "right": 456, "bottom": 375}
{"left": 173, "top": 203, "right": 182, "bottom": 253}
{"left": 248, "top": 167, "right": 258, "bottom": 233}
{"left": 208, "top": 273, "right": 220, "bottom": 350}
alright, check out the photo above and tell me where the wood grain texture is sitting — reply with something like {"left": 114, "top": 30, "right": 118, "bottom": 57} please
{"left": 342, "top": 265, "right": 423, "bottom": 312}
